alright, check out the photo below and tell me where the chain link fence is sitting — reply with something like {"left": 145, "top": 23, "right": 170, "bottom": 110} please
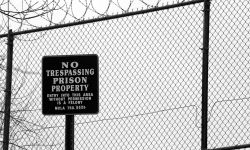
{"left": 0, "top": 0, "right": 249, "bottom": 149}
{"left": 0, "top": 37, "right": 7, "bottom": 145}
{"left": 208, "top": 0, "right": 249, "bottom": 149}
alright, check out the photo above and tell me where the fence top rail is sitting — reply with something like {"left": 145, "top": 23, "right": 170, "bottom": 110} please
{"left": 0, "top": 0, "right": 204, "bottom": 38}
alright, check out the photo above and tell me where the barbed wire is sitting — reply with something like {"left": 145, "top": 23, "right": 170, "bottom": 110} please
{"left": 0, "top": 0, "right": 190, "bottom": 34}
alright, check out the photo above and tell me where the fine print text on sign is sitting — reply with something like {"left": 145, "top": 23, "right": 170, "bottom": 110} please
{"left": 42, "top": 55, "right": 99, "bottom": 115}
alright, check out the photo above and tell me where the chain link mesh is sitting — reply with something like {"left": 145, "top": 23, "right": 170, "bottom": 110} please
{"left": 0, "top": 38, "right": 7, "bottom": 148}
{"left": 208, "top": 0, "right": 250, "bottom": 149}
{"left": 0, "top": 0, "right": 249, "bottom": 149}
{"left": 1, "top": 2, "right": 204, "bottom": 149}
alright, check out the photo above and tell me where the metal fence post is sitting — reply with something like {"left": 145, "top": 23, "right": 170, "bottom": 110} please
{"left": 201, "top": 0, "right": 211, "bottom": 150}
{"left": 65, "top": 115, "right": 74, "bottom": 150}
{"left": 3, "top": 29, "right": 14, "bottom": 150}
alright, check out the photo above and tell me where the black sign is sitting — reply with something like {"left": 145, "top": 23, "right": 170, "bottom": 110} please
{"left": 42, "top": 55, "right": 99, "bottom": 115}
